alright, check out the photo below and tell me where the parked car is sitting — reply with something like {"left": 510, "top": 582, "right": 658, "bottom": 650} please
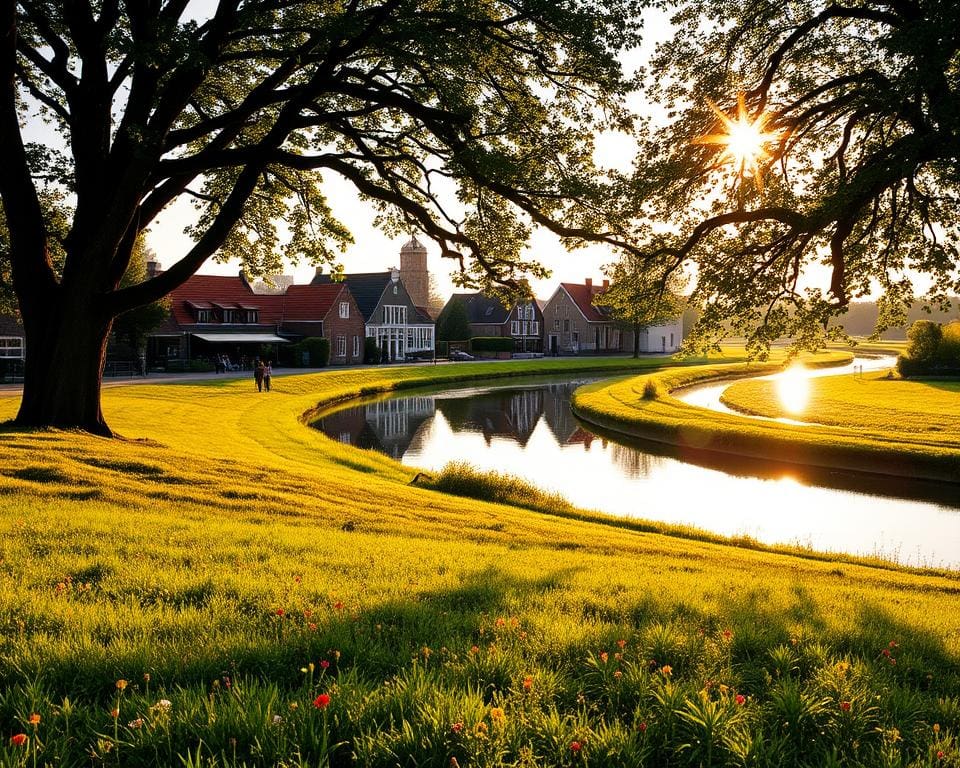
{"left": 449, "top": 349, "right": 474, "bottom": 361}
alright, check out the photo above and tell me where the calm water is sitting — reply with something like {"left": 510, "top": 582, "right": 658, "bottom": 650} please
{"left": 313, "top": 369, "right": 960, "bottom": 569}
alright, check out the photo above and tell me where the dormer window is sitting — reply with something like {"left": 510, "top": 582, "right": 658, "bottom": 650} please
{"left": 197, "top": 309, "right": 211, "bottom": 323}
{"left": 222, "top": 309, "right": 239, "bottom": 323}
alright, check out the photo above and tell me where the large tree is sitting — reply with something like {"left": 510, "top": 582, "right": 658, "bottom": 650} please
{"left": 634, "top": 0, "right": 960, "bottom": 357}
{"left": 1, "top": 0, "right": 643, "bottom": 435}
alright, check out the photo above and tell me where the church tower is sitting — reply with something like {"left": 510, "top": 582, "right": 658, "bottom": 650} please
{"left": 399, "top": 235, "right": 429, "bottom": 309}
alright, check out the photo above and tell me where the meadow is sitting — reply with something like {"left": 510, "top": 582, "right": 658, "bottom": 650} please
{"left": 0, "top": 355, "right": 958, "bottom": 767}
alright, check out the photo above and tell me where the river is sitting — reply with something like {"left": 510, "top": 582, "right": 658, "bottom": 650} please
{"left": 312, "top": 360, "right": 960, "bottom": 569}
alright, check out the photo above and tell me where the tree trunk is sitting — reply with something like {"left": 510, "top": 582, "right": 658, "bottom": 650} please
{"left": 633, "top": 322, "right": 640, "bottom": 358}
{"left": 15, "top": 299, "right": 114, "bottom": 436}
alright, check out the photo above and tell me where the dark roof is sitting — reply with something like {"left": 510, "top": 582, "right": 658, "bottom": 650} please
{"left": 560, "top": 283, "right": 610, "bottom": 323}
{"left": 449, "top": 292, "right": 510, "bottom": 325}
{"left": 0, "top": 314, "right": 23, "bottom": 336}
{"left": 414, "top": 306, "right": 434, "bottom": 323}
{"left": 313, "top": 272, "right": 393, "bottom": 321}
{"left": 282, "top": 284, "right": 346, "bottom": 321}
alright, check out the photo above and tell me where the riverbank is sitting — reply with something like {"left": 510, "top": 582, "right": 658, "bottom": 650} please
{"left": 1, "top": 355, "right": 958, "bottom": 766}
{"left": 571, "top": 353, "right": 960, "bottom": 483}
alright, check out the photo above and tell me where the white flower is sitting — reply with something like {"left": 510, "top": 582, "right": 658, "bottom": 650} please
{"left": 128, "top": 718, "right": 144, "bottom": 729}
{"left": 272, "top": 715, "right": 283, "bottom": 724}
{"left": 156, "top": 699, "right": 172, "bottom": 711}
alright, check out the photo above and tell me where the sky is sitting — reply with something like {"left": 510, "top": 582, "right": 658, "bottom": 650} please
{"left": 19, "top": 5, "right": 676, "bottom": 304}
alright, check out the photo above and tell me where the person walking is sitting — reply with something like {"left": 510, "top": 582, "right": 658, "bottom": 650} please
{"left": 263, "top": 361, "right": 273, "bottom": 392}
{"left": 254, "top": 358, "right": 265, "bottom": 392}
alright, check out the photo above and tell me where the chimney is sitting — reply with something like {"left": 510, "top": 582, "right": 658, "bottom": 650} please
{"left": 602, "top": 279, "right": 609, "bottom": 290}
{"left": 585, "top": 277, "right": 592, "bottom": 289}
{"left": 146, "top": 260, "right": 162, "bottom": 278}
{"left": 391, "top": 267, "right": 400, "bottom": 282}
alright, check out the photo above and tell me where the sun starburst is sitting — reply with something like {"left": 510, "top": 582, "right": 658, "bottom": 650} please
{"left": 694, "top": 92, "right": 779, "bottom": 190}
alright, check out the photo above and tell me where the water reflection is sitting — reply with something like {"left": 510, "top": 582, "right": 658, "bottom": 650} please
{"left": 312, "top": 376, "right": 960, "bottom": 568}
{"left": 776, "top": 365, "right": 810, "bottom": 414}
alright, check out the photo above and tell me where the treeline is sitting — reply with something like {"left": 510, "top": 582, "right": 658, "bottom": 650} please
{"left": 829, "top": 299, "right": 960, "bottom": 338}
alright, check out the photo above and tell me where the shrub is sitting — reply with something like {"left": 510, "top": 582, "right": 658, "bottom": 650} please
{"left": 897, "top": 319, "right": 960, "bottom": 376}
{"left": 470, "top": 336, "right": 514, "bottom": 353}
{"left": 290, "top": 337, "right": 330, "bottom": 367}
{"left": 363, "top": 336, "right": 381, "bottom": 364}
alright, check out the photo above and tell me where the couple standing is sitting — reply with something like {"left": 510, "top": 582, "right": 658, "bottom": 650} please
{"left": 253, "top": 359, "right": 273, "bottom": 392}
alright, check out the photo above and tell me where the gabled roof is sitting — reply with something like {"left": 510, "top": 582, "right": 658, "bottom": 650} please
{"left": 282, "top": 283, "right": 346, "bottom": 321}
{"left": 313, "top": 272, "right": 394, "bottom": 321}
{"left": 559, "top": 282, "right": 611, "bottom": 323}
{"left": 449, "top": 292, "right": 511, "bottom": 325}
{"left": 168, "top": 274, "right": 284, "bottom": 327}
{"left": 414, "top": 306, "right": 434, "bottom": 324}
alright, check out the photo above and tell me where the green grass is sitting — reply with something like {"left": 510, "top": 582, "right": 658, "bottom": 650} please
{"left": 572, "top": 352, "right": 960, "bottom": 483}
{"left": 721, "top": 372, "right": 960, "bottom": 439}
{"left": 0, "top": 355, "right": 958, "bottom": 766}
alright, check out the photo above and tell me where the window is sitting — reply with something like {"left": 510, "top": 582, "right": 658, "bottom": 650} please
{"left": 244, "top": 310, "right": 259, "bottom": 323}
{"left": 196, "top": 309, "right": 211, "bottom": 323}
{"left": 336, "top": 335, "right": 346, "bottom": 357}
{"left": 383, "top": 305, "right": 406, "bottom": 325}
{"left": 339, "top": 301, "right": 350, "bottom": 319}
{"left": 0, "top": 337, "right": 24, "bottom": 359}
{"left": 510, "top": 320, "right": 520, "bottom": 335}
{"left": 670, "top": 333, "right": 675, "bottom": 347}
{"left": 522, "top": 303, "right": 534, "bottom": 320}
{"left": 529, "top": 321, "right": 539, "bottom": 336}
{"left": 563, "top": 319, "right": 569, "bottom": 332}
{"left": 353, "top": 335, "right": 360, "bottom": 357}
{"left": 222, "top": 309, "right": 238, "bottom": 323}
{"left": 553, "top": 319, "right": 560, "bottom": 330}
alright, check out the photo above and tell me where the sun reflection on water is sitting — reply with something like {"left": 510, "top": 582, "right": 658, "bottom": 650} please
{"left": 776, "top": 366, "right": 810, "bottom": 414}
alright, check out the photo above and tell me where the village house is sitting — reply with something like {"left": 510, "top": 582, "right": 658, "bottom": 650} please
{"left": 281, "top": 283, "right": 365, "bottom": 365}
{"left": 440, "top": 293, "right": 544, "bottom": 353}
{"left": 0, "top": 314, "right": 25, "bottom": 381}
{"left": 540, "top": 279, "right": 682, "bottom": 355}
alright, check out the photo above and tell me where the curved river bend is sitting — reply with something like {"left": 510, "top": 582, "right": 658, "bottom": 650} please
{"left": 313, "top": 362, "right": 960, "bottom": 569}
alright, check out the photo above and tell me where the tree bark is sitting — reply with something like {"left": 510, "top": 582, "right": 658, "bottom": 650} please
{"left": 14, "top": 294, "right": 114, "bottom": 437}
{"left": 633, "top": 322, "right": 640, "bottom": 358}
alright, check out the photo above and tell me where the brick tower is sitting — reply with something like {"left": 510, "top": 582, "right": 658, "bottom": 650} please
{"left": 399, "top": 235, "right": 429, "bottom": 309}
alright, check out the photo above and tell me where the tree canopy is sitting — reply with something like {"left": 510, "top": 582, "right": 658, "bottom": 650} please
{"left": 1, "top": 0, "right": 644, "bottom": 432}
{"left": 634, "top": 0, "right": 960, "bottom": 356}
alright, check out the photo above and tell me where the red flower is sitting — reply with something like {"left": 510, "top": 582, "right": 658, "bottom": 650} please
{"left": 275, "top": 608, "right": 284, "bottom": 617}
{"left": 638, "top": 722, "right": 648, "bottom": 733}
{"left": 308, "top": 622, "right": 317, "bottom": 631}
{"left": 320, "top": 660, "right": 330, "bottom": 670}
{"left": 599, "top": 652, "right": 608, "bottom": 663}
{"left": 451, "top": 722, "right": 464, "bottom": 734}
{"left": 889, "top": 657, "right": 897, "bottom": 665}
{"left": 840, "top": 700, "right": 851, "bottom": 712}
{"left": 938, "top": 750, "right": 945, "bottom": 760}
{"left": 313, "top": 693, "right": 331, "bottom": 710}
{"left": 616, "top": 639, "right": 626, "bottom": 649}
{"left": 882, "top": 649, "right": 891, "bottom": 657}
{"left": 735, "top": 694, "right": 746, "bottom": 706}
{"left": 722, "top": 629, "right": 733, "bottom": 640}
{"left": 889, "top": 640, "right": 899, "bottom": 648}
{"left": 333, "top": 601, "right": 344, "bottom": 611}
{"left": 9, "top": 734, "right": 28, "bottom": 747}
{"left": 570, "top": 741, "right": 582, "bottom": 753}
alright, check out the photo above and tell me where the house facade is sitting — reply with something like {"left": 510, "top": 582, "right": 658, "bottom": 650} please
{"left": 0, "top": 314, "right": 25, "bottom": 381}
{"left": 313, "top": 269, "right": 434, "bottom": 362}
{"left": 442, "top": 293, "right": 544, "bottom": 353}
{"left": 282, "top": 284, "right": 365, "bottom": 365}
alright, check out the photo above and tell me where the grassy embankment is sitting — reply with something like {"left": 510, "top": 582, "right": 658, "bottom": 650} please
{"left": 0, "top": 355, "right": 958, "bottom": 767}
{"left": 571, "top": 353, "right": 960, "bottom": 483}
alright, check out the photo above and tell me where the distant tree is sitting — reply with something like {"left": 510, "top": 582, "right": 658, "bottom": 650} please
{"left": 111, "top": 239, "right": 169, "bottom": 359}
{"left": 600, "top": 256, "right": 686, "bottom": 357}
{"left": 896, "top": 319, "right": 956, "bottom": 376}
{"left": 634, "top": 0, "right": 960, "bottom": 357}
{"left": 437, "top": 299, "right": 472, "bottom": 343}
{"left": 2, "top": 1, "right": 641, "bottom": 434}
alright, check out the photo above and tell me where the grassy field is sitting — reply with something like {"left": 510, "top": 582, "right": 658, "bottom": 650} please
{"left": 721, "top": 372, "right": 960, "bottom": 438}
{"left": 571, "top": 354, "right": 960, "bottom": 483}
{"left": 0, "top": 356, "right": 959, "bottom": 767}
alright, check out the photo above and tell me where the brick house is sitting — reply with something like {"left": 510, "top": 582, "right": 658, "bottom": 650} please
{"left": 441, "top": 293, "right": 544, "bottom": 353}
{"left": 282, "top": 284, "right": 365, "bottom": 364}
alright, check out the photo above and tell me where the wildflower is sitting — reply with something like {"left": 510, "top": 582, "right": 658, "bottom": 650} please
{"left": 614, "top": 652, "right": 622, "bottom": 662}
{"left": 570, "top": 741, "right": 582, "bottom": 753}
{"left": 840, "top": 700, "right": 851, "bottom": 712}
{"left": 303, "top": 609, "right": 312, "bottom": 619}
{"left": 128, "top": 718, "right": 144, "bottom": 729}
{"left": 660, "top": 665, "right": 673, "bottom": 677}
{"left": 938, "top": 750, "right": 945, "bottom": 760}
{"left": 835, "top": 661, "right": 850, "bottom": 675}
{"left": 523, "top": 675, "right": 533, "bottom": 692}
{"left": 308, "top": 623, "right": 317, "bottom": 631}
{"left": 422, "top": 646, "right": 432, "bottom": 660}
{"left": 489, "top": 707, "right": 505, "bottom": 723}
{"left": 116, "top": 679, "right": 128, "bottom": 691}
{"left": 495, "top": 617, "right": 506, "bottom": 628}
{"left": 143, "top": 673, "right": 151, "bottom": 683}
{"left": 882, "top": 649, "right": 891, "bottom": 657}
{"left": 510, "top": 617, "right": 519, "bottom": 628}
{"left": 320, "top": 660, "right": 330, "bottom": 670}
{"left": 27, "top": 713, "right": 40, "bottom": 726}
{"left": 934, "top": 723, "right": 941, "bottom": 733}
{"left": 889, "top": 640, "right": 899, "bottom": 648}
{"left": 475, "top": 722, "right": 488, "bottom": 735}
{"left": 638, "top": 721, "right": 648, "bottom": 733}
{"left": 332, "top": 650, "right": 341, "bottom": 661}
{"left": 722, "top": 629, "right": 733, "bottom": 640}
{"left": 289, "top": 702, "right": 299, "bottom": 711}
{"left": 333, "top": 601, "right": 344, "bottom": 611}
{"left": 735, "top": 694, "right": 746, "bottom": 706}
{"left": 469, "top": 645, "right": 479, "bottom": 655}
{"left": 10, "top": 734, "right": 27, "bottom": 747}
{"left": 889, "top": 657, "right": 897, "bottom": 665}
{"left": 111, "top": 708, "right": 120, "bottom": 719}
{"left": 617, "top": 638, "right": 627, "bottom": 649}
{"left": 313, "top": 693, "right": 331, "bottom": 710}
{"left": 599, "top": 652, "right": 609, "bottom": 663}
{"left": 272, "top": 715, "right": 283, "bottom": 724}
{"left": 719, "top": 684, "right": 729, "bottom": 695}
{"left": 614, "top": 670, "right": 623, "bottom": 680}
{"left": 451, "top": 722, "right": 464, "bottom": 734}
{"left": 156, "top": 699, "right": 172, "bottom": 711}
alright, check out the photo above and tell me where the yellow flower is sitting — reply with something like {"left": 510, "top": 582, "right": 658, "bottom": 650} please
{"left": 934, "top": 723, "right": 941, "bottom": 733}
{"left": 116, "top": 679, "right": 128, "bottom": 691}
{"left": 489, "top": 707, "right": 505, "bottom": 723}
{"left": 27, "top": 713, "right": 40, "bottom": 727}
{"left": 660, "top": 665, "right": 673, "bottom": 677}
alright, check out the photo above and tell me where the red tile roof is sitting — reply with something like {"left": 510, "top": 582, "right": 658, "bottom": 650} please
{"left": 282, "top": 284, "right": 346, "bottom": 321}
{"left": 168, "top": 274, "right": 284, "bottom": 326}
{"left": 560, "top": 283, "right": 610, "bottom": 323}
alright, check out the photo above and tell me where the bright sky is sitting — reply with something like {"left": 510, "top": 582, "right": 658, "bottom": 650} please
{"left": 18, "top": 6, "right": 676, "bottom": 303}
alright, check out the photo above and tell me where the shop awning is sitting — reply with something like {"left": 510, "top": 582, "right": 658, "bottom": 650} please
{"left": 191, "top": 333, "right": 289, "bottom": 343}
